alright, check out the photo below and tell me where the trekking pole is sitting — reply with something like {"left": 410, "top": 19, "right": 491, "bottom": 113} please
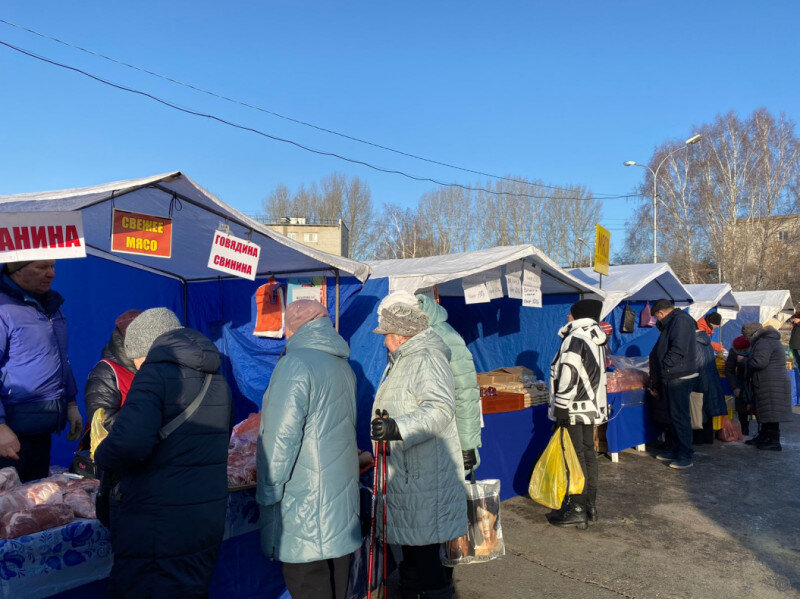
{"left": 381, "top": 409, "right": 390, "bottom": 599}
{"left": 367, "top": 410, "right": 382, "bottom": 599}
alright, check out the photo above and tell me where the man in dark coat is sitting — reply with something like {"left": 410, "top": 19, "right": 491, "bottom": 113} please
{"left": 94, "top": 308, "right": 234, "bottom": 599}
{"left": 649, "top": 300, "right": 698, "bottom": 469}
{"left": 739, "top": 322, "right": 792, "bottom": 451}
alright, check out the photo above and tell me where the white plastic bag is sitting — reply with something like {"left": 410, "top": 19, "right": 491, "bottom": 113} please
{"left": 442, "top": 478, "right": 505, "bottom": 566}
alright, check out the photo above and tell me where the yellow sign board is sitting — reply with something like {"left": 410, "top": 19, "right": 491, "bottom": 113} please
{"left": 594, "top": 224, "right": 611, "bottom": 275}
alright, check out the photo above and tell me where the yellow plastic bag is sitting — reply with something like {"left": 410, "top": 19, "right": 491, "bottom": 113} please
{"left": 90, "top": 408, "right": 109, "bottom": 459}
{"left": 712, "top": 415, "right": 723, "bottom": 431}
{"left": 528, "top": 427, "right": 585, "bottom": 509}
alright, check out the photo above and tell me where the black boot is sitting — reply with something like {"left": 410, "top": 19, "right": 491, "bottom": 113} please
{"left": 547, "top": 497, "right": 588, "bottom": 530}
{"left": 744, "top": 425, "right": 765, "bottom": 445}
{"left": 586, "top": 500, "right": 597, "bottom": 523}
{"left": 740, "top": 418, "right": 749, "bottom": 437}
{"left": 418, "top": 585, "right": 454, "bottom": 598}
{"left": 756, "top": 425, "right": 782, "bottom": 451}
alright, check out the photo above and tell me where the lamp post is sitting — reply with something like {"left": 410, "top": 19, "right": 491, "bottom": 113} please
{"left": 624, "top": 134, "right": 701, "bottom": 263}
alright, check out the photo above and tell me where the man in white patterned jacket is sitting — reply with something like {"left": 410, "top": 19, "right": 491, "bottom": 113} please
{"left": 546, "top": 299, "right": 608, "bottom": 530}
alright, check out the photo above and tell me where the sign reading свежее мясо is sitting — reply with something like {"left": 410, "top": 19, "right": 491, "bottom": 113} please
{"left": 111, "top": 209, "right": 173, "bottom": 258}
{"left": 0, "top": 212, "right": 86, "bottom": 262}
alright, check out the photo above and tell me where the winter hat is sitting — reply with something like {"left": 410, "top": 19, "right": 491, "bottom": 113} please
{"left": 124, "top": 308, "right": 182, "bottom": 359}
{"left": 732, "top": 336, "right": 750, "bottom": 351}
{"left": 570, "top": 299, "right": 603, "bottom": 322}
{"left": 285, "top": 299, "right": 328, "bottom": 333}
{"left": 115, "top": 309, "right": 142, "bottom": 339}
{"left": 373, "top": 293, "right": 430, "bottom": 337}
{"left": 651, "top": 299, "right": 673, "bottom": 315}
{"left": 704, "top": 312, "right": 722, "bottom": 327}
{"left": 3, "top": 261, "right": 32, "bottom": 275}
{"left": 741, "top": 322, "right": 762, "bottom": 339}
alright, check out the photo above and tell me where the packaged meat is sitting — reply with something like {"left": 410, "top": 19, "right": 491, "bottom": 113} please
{"left": 66, "top": 477, "right": 100, "bottom": 497}
{"left": 0, "top": 487, "right": 33, "bottom": 514}
{"left": 0, "top": 504, "right": 75, "bottom": 539}
{"left": 25, "top": 481, "right": 64, "bottom": 505}
{"left": 0, "top": 467, "right": 20, "bottom": 492}
{"left": 64, "top": 490, "right": 97, "bottom": 519}
{"left": 227, "top": 450, "right": 257, "bottom": 487}
{"left": 606, "top": 369, "right": 650, "bottom": 393}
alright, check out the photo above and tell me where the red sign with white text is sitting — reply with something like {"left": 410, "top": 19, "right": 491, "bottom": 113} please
{"left": 111, "top": 209, "right": 172, "bottom": 258}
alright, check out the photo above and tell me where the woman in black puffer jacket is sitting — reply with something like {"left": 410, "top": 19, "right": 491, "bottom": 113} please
{"left": 95, "top": 308, "right": 234, "bottom": 599}
{"left": 740, "top": 323, "right": 792, "bottom": 451}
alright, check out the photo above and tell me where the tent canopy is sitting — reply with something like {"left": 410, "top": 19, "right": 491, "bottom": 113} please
{"left": 732, "top": 290, "right": 794, "bottom": 326}
{"left": 685, "top": 283, "right": 739, "bottom": 320}
{"left": 0, "top": 172, "right": 370, "bottom": 282}
{"left": 369, "top": 245, "right": 604, "bottom": 297}
{"left": 569, "top": 263, "right": 694, "bottom": 318}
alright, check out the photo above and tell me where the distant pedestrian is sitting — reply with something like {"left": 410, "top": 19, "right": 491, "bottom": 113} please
{"left": 790, "top": 311, "right": 800, "bottom": 370}
{"left": 738, "top": 322, "right": 792, "bottom": 451}
{"left": 649, "top": 300, "right": 698, "bottom": 470}
{"left": 725, "top": 336, "right": 756, "bottom": 436}
{"left": 546, "top": 299, "right": 608, "bottom": 529}
{"left": 692, "top": 317, "right": 728, "bottom": 444}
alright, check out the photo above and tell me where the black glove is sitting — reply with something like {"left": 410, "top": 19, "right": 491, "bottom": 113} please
{"left": 462, "top": 449, "right": 477, "bottom": 470}
{"left": 554, "top": 407, "right": 571, "bottom": 428}
{"left": 371, "top": 417, "right": 402, "bottom": 441}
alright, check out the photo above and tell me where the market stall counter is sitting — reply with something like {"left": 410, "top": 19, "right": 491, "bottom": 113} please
{"left": 0, "top": 489, "right": 289, "bottom": 599}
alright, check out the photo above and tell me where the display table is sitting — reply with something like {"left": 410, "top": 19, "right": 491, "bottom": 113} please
{"left": 0, "top": 489, "right": 289, "bottom": 599}
{"left": 605, "top": 389, "right": 663, "bottom": 462}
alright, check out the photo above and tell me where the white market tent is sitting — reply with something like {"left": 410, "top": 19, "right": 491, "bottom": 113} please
{"left": 368, "top": 244, "right": 604, "bottom": 297}
{"left": 732, "top": 290, "right": 794, "bottom": 326}
{"left": 685, "top": 283, "right": 740, "bottom": 320}
{"left": 0, "top": 171, "right": 370, "bottom": 282}
{"left": 568, "top": 263, "right": 694, "bottom": 319}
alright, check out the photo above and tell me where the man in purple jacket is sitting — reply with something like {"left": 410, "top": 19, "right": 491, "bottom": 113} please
{"left": 0, "top": 260, "right": 82, "bottom": 481}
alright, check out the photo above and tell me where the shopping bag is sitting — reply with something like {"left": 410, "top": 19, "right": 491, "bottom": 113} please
{"left": 717, "top": 416, "right": 745, "bottom": 442}
{"left": 639, "top": 302, "right": 656, "bottom": 327}
{"left": 528, "top": 428, "right": 585, "bottom": 510}
{"left": 90, "top": 408, "right": 109, "bottom": 458}
{"left": 712, "top": 415, "right": 723, "bottom": 431}
{"left": 442, "top": 478, "right": 505, "bottom": 566}
{"left": 689, "top": 392, "right": 704, "bottom": 430}
{"left": 620, "top": 303, "right": 636, "bottom": 333}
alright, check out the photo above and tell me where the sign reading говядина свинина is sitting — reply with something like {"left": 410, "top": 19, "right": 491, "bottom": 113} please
{"left": 0, "top": 212, "right": 86, "bottom": 262}
{"left": 111, "top": 209, "right": 173, "bottom": 258}
{"left": 207, "top": 230, "right": 261, "bottom": 280}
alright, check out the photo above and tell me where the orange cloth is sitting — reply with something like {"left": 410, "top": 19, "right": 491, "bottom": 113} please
{"left": 254, "top": 278, "right": 285, "bottom": 338}
{"left": 696, "top": 318, "right": 725, "bottom": 353}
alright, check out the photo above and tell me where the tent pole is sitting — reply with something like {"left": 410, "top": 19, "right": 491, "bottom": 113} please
{"left": 335, "top": 269, "right": 340, "bottom": 331}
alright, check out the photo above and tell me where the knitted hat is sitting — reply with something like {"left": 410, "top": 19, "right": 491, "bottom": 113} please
{"left": 376, "top": 290, "right": 418, "bottom": 316}
{"left": 373, "top": 293, "right": 429, "bottom": 337}
{"left": 570, "top": 299, "right": 603, "bottom": 322}
{"left": 651, "top": 299, "right": 673, "bottom": 314}
{"left": 3, "top": 261, "right": 32, "bottom": 275}
{"left": 285, "top": 299, "right": 328, "bottom": 333}
{"left": 115, "top": 309, "right": 142, "bottom": 339}
{"left": 704, "top": 312, "right": 722, "bottom": 326}
{"left": 732, "top": 336, "right": 750, "bottom": 351}
{"left": 741, "top": 322, "right": 762, "bottom": 339}
{"left": 124, "top": 308, "right": 182, "bottom": 359}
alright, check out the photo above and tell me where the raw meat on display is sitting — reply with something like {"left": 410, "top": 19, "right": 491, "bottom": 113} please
{"left": 0, "top": 467, "right": 20, "bottom": 492}
{"left": 64, "top": 490, "right": 96, "bottom": 519}
{"left": 0, "top": 504, "right": 74, "bottom": 539}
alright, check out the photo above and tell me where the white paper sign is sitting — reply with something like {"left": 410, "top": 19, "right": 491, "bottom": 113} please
{"left": 522, "top": 263, "right": 542, "bottom": 308}
{"left": 207, "top": 230, "right": 261, "bottom": 280}
{"left": 0, "top": 212, "right": 86, "bottom": 262}
{"left": 462, "top": 273, "right": 490, "bottom": 304}
{"left": 505, "top": 262, "right": 523, "bottom": 299}
{"left": 483, "top": 268, "right": 504, "bottom": 300}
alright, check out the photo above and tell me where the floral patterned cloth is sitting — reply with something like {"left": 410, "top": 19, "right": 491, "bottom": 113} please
{"left": 0, "top": 489, "right": 261, "bottom": 599}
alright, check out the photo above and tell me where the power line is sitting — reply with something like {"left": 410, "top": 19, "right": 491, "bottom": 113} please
{"left": 0, "top": 38, "right": 639, "bottom": 203}
{"left": 0, "top": 18, "right": 625, "bottom": 198}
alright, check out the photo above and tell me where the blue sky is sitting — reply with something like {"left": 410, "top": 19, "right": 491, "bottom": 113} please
{"left": 1, "top": 2, "right": 798, "bottom": 251}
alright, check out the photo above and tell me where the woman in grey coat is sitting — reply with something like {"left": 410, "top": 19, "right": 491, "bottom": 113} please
{"left": 739, "top": 322, "right": 792, "bottom": 451}
{"left": 370, "top": 292, "right": 468, "bottom": 599}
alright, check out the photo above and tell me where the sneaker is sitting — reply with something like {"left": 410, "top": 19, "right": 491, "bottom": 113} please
{"left": 669, "top": 458, "right": 693, "bottom": 470}
{"left": 655, "top": 451, "right": 677, "bottom": 461}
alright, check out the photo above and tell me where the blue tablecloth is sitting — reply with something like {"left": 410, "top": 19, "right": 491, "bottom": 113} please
{"left": 0, "top": 489, "right": 289, "bottom": 599}
{"left": 605, "top": 389, "right": 663, "bottom": 454}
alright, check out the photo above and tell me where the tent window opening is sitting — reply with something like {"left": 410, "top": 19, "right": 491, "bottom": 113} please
{"left": 303, "top": 233, "right": 319, "bottom": 243}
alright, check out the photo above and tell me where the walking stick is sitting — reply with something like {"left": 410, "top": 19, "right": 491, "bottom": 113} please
{"left": 381, "top": 410, "right": 390, "bottom": 599}
{"left": 367, "top": 409, "right": 382, "bottom": 599}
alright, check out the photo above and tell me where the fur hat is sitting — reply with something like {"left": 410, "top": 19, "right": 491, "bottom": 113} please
{"left": 570, "top": 299, "right": 603, "bottom": 322}
{"left": 124, "top": 308, "right": 182, "bottom": 359}
{"left": 741, "top": 322, "right": 762, "bottom": 340}
{"left": 373, "top": 293, "right": 430, "bottom": 337}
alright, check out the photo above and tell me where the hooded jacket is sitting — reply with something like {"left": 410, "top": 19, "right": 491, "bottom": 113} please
{"left": 94, "top": 327, "right": 233, "bottom": 599}
{"left": 257, "top": 317, "right": 361, "bottom": 563}
{"left": 693, "top": 330, "right": 728, "bottom": 419}
{"left": 743, "top": 326, "right": 792, "bottom": 423}
{"left": 0, "top": 274, "right": 76, "bottom": 435}
{"left": 417, "top": 295, "right": 481, "bottom": 466}
{"left": 85, "top": 328, "right": 138, "bottom": 430}
{"left": 548, "top": 318, "right": 608, "bottom": 426}
{"left": 373, "top": 327, "right": 467, "bottom": 546}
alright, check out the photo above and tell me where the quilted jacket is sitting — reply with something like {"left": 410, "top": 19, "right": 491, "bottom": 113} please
{"left": 373, "top": 327, "right": 467, "bottom": 546}
{"left": 257, "top": 317, "right": 361, "bottom": 563}
{"left": 743, "top": 326, "right": 792, "bottom": 423}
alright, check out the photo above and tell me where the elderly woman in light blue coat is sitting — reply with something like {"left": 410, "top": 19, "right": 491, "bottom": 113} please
{"left": 371, "top": 291, "right": 468, "bottom": 599}
{"left": 257, "top": 300, "right": 360, "bottom": 599}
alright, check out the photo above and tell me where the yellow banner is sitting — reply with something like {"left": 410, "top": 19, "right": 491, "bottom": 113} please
{"left": 594, "top": 224, "right": 610, "bottom": 275}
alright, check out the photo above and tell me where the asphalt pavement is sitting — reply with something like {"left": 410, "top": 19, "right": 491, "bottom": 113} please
{"left": 452, "top": 407, "right": 800, "bottom": 599}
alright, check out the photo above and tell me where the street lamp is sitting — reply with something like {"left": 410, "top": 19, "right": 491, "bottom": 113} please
{"left": 624, "top": 134, "right": 702, "bottom": 263}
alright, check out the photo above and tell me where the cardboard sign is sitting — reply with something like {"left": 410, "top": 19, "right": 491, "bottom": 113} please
{"left": 0, "top": 212, "right": 86, "bottom": 262}
{"left": 522, "top": 263, "right": 542, "bottom": 308}
{"left": 594, "top": 224, "right": 611, "bottom": 276}
{"left": 207, "top": 231, "right": 261, "bottom": 280}
{"left": 111, "top": 209, "right": 172, "bottom": 259}
{"left": 287, "top": 277, "right": 327, "bottom": 306}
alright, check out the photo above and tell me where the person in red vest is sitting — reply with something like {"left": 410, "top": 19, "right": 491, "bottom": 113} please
{"left": 85, "top": 310, "right": 141, "bottom": 431}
